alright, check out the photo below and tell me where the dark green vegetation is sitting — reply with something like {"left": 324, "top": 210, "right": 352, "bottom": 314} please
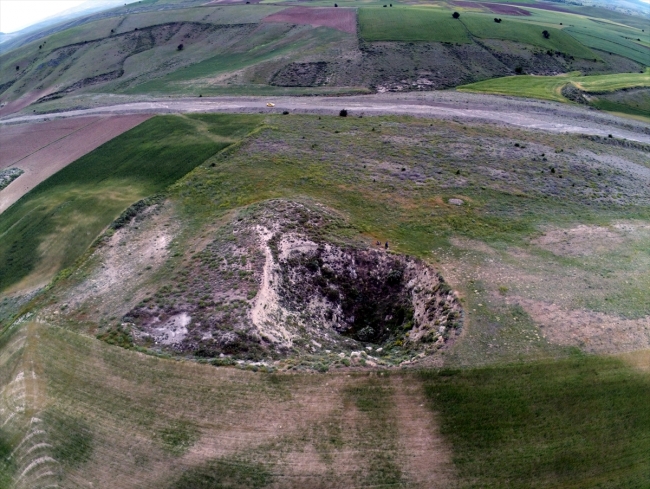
{"left": 359, "top": 7, "right": 471, "bottom": 43}
{"left": 0, "top": 114, "right": 262, "bottom": 292}
{"left": 421, "top": 356, "right": 650, "bottom": 488}
{"left": 170, "top": 458, "right": 271, "bottom": 489}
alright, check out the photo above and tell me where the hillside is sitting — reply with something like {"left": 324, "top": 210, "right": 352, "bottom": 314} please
{"left": 2, "top": 106, "right": 650, "bottom": 487}
{"left": 1, "top": 1, "right": 650, "bottom": 488}
{"left": 0, "top": 0, "right": 647, "bottom": 118}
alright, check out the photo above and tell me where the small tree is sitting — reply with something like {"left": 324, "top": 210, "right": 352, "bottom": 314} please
{"left": 16, "top": 66, "right": 19, "bottom": 71}
{"left": 452, "top": 11, "right": 460, "bottom": 19}
{"left": 542, "top": 30, "right": 550, "bottom": 39}
{"left": 177, "top": 43, "right": 184, "bottom": 51}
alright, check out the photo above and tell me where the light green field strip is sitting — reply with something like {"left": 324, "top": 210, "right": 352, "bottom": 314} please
{"left": 358, "top": 7, "right": 472, "bottom": 43}
{"left": 458, "top": 68, "right": 650, "bottom": 102}
{"left": 459, "top": 13, "right": 598, "bottom": 59}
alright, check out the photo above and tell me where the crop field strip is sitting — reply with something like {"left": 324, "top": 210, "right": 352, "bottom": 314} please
{"left": 458, "top": 68, "right": 650, "bottom": 110}
{"left": 358, "top": 7, "right": 471, "bottom": 43}
{"left": 0, "top": 114, "right": 262, "bottom": 293}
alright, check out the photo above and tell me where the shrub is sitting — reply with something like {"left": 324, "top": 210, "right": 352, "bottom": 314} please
{"left": 339, "top": 109, "right": 348, "bottom": 117}
{"left": 177, "top": 43, "right": 184, "bottom": 51}
{"left": 542, "top": 30, "right": 550, "bottom": 39}
{"left": 452, "top": 11, "right": 460, "bottom": 19}
{"left": 515, "top": 66, "right": 523, "bottom": 74}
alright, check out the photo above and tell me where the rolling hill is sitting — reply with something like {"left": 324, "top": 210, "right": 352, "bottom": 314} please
{"left": 1, "top": 1, "right": 650, "bottom": 488}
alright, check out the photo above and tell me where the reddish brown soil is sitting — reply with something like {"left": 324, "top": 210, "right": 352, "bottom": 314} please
{"left": 0, "top": 89, "right": 54, "bottom": 118}
{"left": 0, "top": 117, "right": 99, "bottom": 169}
{"left": 505, "top": 1, "right": 573, "bottom": 13}
{"left": 263, "top": 7, "right": 357, "bottom": 34}
{"left": 485, "top": 3, "right": 531, "bottom": 15}
{"left": 203, "top": 0, "right": 260, "bottom": 4}
{"left": 452, "top": 1, "right": 484, "bottom": 7}
{"left": 453, "top": 1, "right": 531, "bottom": 15}
{"left": 0, "top": 114, "right": 151, "bottom": 214}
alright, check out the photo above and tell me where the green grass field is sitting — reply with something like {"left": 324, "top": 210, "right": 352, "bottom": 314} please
{"left": 458, "top": 68, "right": 650, "bottom": 108}
{"left": 566, "top": 27, "right": 650, "bottom": 66}
{"left": 358, "top": 7, "right": 471, "bottom": 43}
{"left": 0, "top": 114, "right": 262, "bottom": 293}
{"left": 421, "top": 355, "right": 650, "bottom": 488}
{"left": 460, "top": 13, "right": 598, "bottom": 59}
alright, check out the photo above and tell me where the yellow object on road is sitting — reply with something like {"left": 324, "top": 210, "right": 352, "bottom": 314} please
{"left": 266, "top": 103, "right": 275, "bottom": 107}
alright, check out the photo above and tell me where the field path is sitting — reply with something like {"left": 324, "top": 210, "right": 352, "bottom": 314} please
{"left": 0, "top": 114, "right": 151, "bottom": 214}
{"left": 2, "top": 92, "right": 648, "bottom": 144}
{"left": 392, "top": 376, "right": 456, "bottom": 488}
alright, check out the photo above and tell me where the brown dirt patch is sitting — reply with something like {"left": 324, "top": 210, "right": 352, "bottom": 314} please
{"left": 530, "top": 224, "right": 625, "bottom": 257}
{"left": 483, "top": 3, "right": 531, "bottom": 16}
{"left": 0, "top": 116, "right": 99, "bottom": 169}
{"left": 392, "top": 377, "right": 456, "bottom": 488}
{"left": 511, "top": 297, "right": 650, "bottom": 354}
{"left": 618, "top": 350, "right": 650, "bottom": 372}
{"left": 506, "top": 1, "right": 573, "bottom": 13}
{"left": 263, "top": 7, "right": 357, "bottom": 34}
{"left": 0, "top": 89, "right": 54, "bottom": 118}
{"left": 0, "top": 114, "right": 151, "bottom": 214}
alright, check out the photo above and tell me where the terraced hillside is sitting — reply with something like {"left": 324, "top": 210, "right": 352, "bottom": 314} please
{"left": 2, "top": 111, "right": 650, "bottom": 487}
{"left": 0, "top": 0, "right": 647, "bottom": 116}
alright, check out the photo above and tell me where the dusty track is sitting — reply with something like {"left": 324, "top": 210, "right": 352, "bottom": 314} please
{"left": 2, "top": 92, "right": 649, "bottom": 144}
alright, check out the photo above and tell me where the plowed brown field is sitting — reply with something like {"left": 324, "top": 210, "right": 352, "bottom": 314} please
{"left": 263, "top": 7, "right": 357, "bottom": 34}
{"left": 0, "top": 114, "right": 151, "bottom": 214}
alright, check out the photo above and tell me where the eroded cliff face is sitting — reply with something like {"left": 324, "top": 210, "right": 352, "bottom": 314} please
{"left": 122, "top": 200, "right": 462, "bottom": 362}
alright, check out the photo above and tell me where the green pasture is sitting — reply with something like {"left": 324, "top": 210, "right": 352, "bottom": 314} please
{"left": 566, "top": 27, "right": 650, "bottom": 66}
{"left": 358, "top": 7, "right": 471, "bottom": 43}
{"left": 421, "top": 355, "right": 650, "bottom": 488}
{"left": 0, "top": 114, "right": 262, "bottom": 292}
{"left": 460, "top": 13, "right": 597, "bottom": 59}
{"left": 458, "top": 68, "right": 650, "bottom": 106}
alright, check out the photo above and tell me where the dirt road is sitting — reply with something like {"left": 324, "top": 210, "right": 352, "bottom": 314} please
{"left": 2, "top": 91, "right": 649, "bottom": 144}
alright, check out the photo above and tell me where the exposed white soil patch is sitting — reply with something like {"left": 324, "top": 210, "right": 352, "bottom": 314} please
{"left": 39, "top": 199, "right": 177, "bottom": 325}
{"left": 150, "top": 312, "right": 191, "bottom": 345}
{"left": 531, "top": 224, "right": 625, "bottom": 257}
{"left": 251, "top": 226, "right": 295, "bottom": 347}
